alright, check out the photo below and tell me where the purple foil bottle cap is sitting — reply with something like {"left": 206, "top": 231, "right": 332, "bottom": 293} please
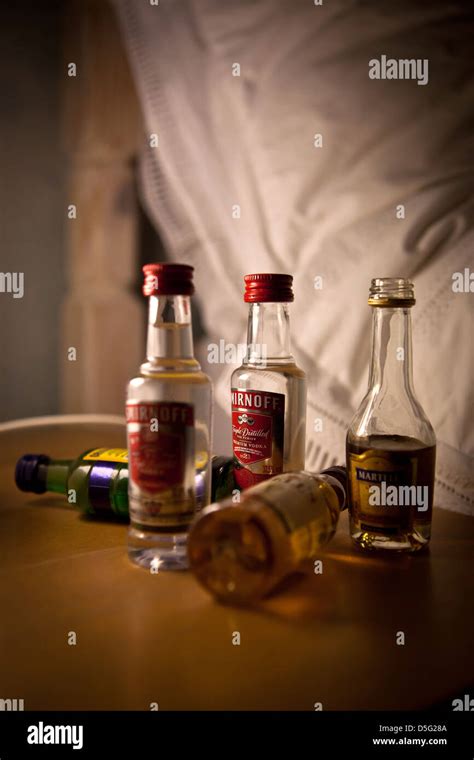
{"left": 15, "top": 454, "right": 50, "bottom": 494}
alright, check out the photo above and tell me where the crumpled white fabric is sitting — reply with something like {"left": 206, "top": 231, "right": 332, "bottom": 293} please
{"left": 113, "top": 0, "right": 473, "bottom": 514}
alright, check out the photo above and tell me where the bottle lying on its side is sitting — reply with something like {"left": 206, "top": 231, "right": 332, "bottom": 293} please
{"left": 187, "top": 465, "right": 347, "bottom": 604}
{"left": 15, "top": 448, "right": 234, "bottom": 520}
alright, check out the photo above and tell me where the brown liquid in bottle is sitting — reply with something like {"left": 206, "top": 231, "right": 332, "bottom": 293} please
{"left": 347, "top": 434, "right": 436, "bottom": 551}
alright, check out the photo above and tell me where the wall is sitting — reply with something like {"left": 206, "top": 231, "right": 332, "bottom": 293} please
{"left": 0, "top": 1, "right": 65, "bottom": 422}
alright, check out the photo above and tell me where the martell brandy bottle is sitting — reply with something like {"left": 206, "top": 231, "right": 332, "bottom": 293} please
{"left": 231, "top": 274, "right": 306, "bottom": 490}
{"left": 188, "top": 466, "right": 347, "bottom": 604}
{"left": 126, "top": 263, "right": 213, "bottom": 570}
{"left": 346, "top": 278, "right": 436, "bottom": 552}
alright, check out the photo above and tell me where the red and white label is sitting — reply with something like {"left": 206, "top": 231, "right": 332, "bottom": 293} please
{"left": 231, "top": 388, "right": 285, "bottom": 488}
{"left": 126, "top": 401, "right": 194, "bottom": 493}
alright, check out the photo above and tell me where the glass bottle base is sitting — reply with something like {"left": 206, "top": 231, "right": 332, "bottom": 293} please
{"left": 128, "top": 524, "right": 189, "bottom": 570}
{"left": 351, "top": 528, "right": 429, "bottom": 553}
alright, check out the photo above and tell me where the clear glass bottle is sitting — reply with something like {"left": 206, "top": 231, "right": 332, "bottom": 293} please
{"left": 346, "top": 278, "right": 436, "bottom": 552}
{"left": 188, "top": 466, "right": 347, "bottom": 604}
{"left": 231, "top": 273, "right": 306, "bottom": 490}
{"left": 126, "top": 263, "right": 213, "bottom": 570}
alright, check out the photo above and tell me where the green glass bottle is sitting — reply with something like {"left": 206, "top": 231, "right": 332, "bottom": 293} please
{"left": 15, "top": 448, "right": 129, "bottom": 518}
{"left": 15, "top": 449, "right": 234, "bottom": 519}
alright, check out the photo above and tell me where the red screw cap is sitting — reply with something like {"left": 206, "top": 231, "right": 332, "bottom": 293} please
{"left": 244, "top": 273, "right": 294, "bottom": 302}
{"left": 143, "top": 263, "right": 195, "bottom": 296}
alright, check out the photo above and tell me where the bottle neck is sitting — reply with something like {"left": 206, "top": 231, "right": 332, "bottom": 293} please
{"left": 368, "top": 307, "right": 414, "bottom": 395}
{"left": 245, "top": 302, "right": 292, "bottom": 364}
{"left": 146, "top": 295, "right": 194, "bottom": 361}
{"left": 42, "top": 461, "right": 70, "bottom": 495}
{"left": 320, "top": 466, "right": 347, "bottom": 511}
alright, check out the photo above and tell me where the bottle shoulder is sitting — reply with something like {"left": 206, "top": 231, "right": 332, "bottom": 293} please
{"left": 130, "top": 360, "right": 212, "bottom": 387}
{"left": 232, "top": 362, "right": 306, "bottom": 383}
{"left": 348, "top": 388, "right": 436, "bottom": 446}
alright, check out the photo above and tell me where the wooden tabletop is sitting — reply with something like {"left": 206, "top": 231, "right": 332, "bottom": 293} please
{"left": 0, "top": 422, "right": 473, "bottom": 711}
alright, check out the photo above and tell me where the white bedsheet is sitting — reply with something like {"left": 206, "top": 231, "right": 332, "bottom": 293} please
{"left": 114, "top": 0, "right": 474, "bottom": 514}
